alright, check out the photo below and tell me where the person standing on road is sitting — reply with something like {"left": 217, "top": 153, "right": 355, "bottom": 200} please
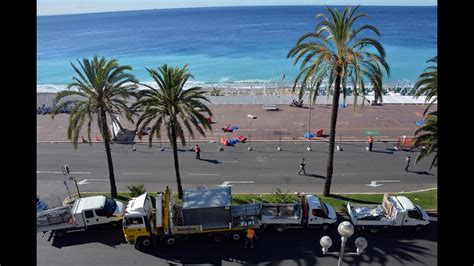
{"left": 194, "top": 144, "right": 201, "bottom": 160}
{"left": 245, "top": 228, "right": 257, "bottom": 248}
{"left": 367, "top": 135, "right": 374, "bottom": 152}
{"left": 405, "top": 156, "right": 411, "bottom": 172}
{"left": 298, "top": 158, "right": 306, "bottom": 175}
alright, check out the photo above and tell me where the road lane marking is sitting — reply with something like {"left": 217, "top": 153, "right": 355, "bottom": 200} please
{"left": 37, "top": 171, "right": 91, "bottom": 175}
{"left": 219, "top": 181, "right": 255, "bottom": 187}
{"left": 122, "top": 173, "right": 153, "bottom": 175}
{"left": 367, "top": 180, "right": 401, "bottom": 187}
{"left": 188, "top": 173, "right": 220, "bottom": 176}
{"left": 220, "top": 160, "right": 238, "bottom": 163}
{"left": 77, "top": 179, "right": 108, "bottom": 185}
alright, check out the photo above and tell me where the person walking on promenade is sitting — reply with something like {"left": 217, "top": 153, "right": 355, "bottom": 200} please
{"left": 405, "top": 156, "right": 411, "bottom": 172}
{"left": 194, "top": 144, "right": 201, "bottom": 160}
{"left": 367, "top": 135, "right": 374, "bottom": 152}
{"left": 298, "top": 158, "right": 306, "bottom": 175}
{"left": 245, "top": 228, "right": 257, "bottom": 248}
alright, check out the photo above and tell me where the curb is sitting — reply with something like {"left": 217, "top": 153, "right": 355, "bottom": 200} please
{"left": 38, "top": 139, "right": 400, "bottom": 144}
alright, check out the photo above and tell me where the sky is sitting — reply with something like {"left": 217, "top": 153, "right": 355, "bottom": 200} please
{"left": 37, "top": 0, "right": 437, "bottom": 16}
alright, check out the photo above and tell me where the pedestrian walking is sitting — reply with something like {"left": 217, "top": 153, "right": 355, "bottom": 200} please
{"left": 194, "top": 144, "right": 201, "bottom": 160}
{"left": 244, "top": 228, "right": 257, "bottom": 248}
{"left": 367, "top": 135, "right": 374, "bottom": 152}
{"left": 298, "top": 158, "right": 306, "bottom": 175}
{"left": 405, "top": 156, "right": 411, "bottom": 172}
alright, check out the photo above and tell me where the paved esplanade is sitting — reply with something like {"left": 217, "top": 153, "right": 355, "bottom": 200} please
{"left": 37, "top": 142, "right": 437, "bottom": 198}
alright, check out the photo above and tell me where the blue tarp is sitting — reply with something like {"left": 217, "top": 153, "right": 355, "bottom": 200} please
{"left": 304, "top": 133, "right": 316, "bottom": 139}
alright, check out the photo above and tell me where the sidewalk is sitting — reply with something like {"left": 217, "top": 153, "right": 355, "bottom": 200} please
{"left": 37, "top": 104, "right": 434, "bottom": 142}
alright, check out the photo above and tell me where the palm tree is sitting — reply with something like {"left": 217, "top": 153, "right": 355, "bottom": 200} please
{"left": 51, "top": 56, "right": 138, "bottom": 198}
{"left": 287, "top": 6, "right": 389, "bottom": 196}
{"left": 133, "top": 64, "right": 213, "bottom": 199}
{"left": 412, "top": 56, "right": 437, "bottom": 115}
{"left": 413, "top": 111, "right": 437, "bottom": 169}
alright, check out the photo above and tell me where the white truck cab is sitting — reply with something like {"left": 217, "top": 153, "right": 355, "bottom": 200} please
{"left": 306, "top": 195, "right": 337, "bottom": 225}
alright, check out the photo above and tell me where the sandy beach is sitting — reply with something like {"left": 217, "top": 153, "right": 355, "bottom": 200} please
{"left": 37, "top": 92, "right": 435, "bottom": 142}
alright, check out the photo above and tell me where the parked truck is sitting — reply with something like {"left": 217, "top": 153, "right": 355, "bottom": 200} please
{"left": 37, "top": 195, "right": 125, "bottom": 236}
{"left": 260, "top": 194, "right": 337, "bottom": 232}
{"left": 347, "top": 194, "right": 430, "bottom": 233}
{"left": 123, "top": 187, "right": 338, "bottom": 248}
{"left": 122, "top": 186, "right": 261, "bottom": 247}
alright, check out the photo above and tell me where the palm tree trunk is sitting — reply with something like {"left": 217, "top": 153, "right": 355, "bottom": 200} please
{"left": 323, "top": 70, "right": 342, "bottom": 197}
{"left": 170, "top": 122, "right": 184, "bottom": 199}
{"left": 100, "top": 110, "right": 118, "bottom": 198}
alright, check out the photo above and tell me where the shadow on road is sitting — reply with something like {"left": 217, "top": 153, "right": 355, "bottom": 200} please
{"left": 408, "top": 170, "right": 434, "bottom": 176}
{"left": 49, "top": 226, "right": 126, "bottom": 249}
{"left": 137, "top": 220, "right": 437, "bottom": 265}
{"left": 199, "top": 158, "right": 221, "bottom": 164}
{"left": 370, "top": 150, "right": 394, "bottom": 154}
{"left": 304, "top": 173, "right": 326, "bottom": 179}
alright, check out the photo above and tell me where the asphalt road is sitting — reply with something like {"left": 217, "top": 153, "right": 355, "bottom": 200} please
{"left": 37, "top": 214, "right": 437, "bottom": 265}
{"left": 37, "top": 142, "right": 437, "bottom": 200}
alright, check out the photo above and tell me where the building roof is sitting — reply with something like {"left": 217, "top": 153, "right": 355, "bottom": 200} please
{"left": 183, "top": 187, "right": 232, "bottom": 209}
{"left": 73, "top": 196, "right": 106, "bottom": 213}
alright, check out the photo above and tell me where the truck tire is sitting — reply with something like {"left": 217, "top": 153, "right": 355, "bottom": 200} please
{"left": 164, "top": 236, "right": 176, "bottom": 246}
{"left": 139, "top": 237, "right": 152, "bottom": 247}
{"left": 370, "top": 227, "right": 378, "bottom": 233}
{"left": 54, "top": 230, "right": 65, "bottom": 237}
{"left": 275, "top": 225, "right": 286, "bottom": 232}
{"left": 211, "top": 233, "right": 226, "bottom": 243}
{"left": 231, "top": 232, "right": 241, "bottom": 241}
{"left": 415, "top": 225, "right": 423, "bottom": 232}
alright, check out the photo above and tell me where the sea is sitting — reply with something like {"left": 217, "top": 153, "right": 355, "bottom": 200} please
{"left": 37, "top": 5, "right": 437, "bottom": 92}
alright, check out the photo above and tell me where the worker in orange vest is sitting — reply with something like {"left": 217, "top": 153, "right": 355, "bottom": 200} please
{"left": 367, "top": 135, "right": 374, "bottom": 152}
{"left": 245, "top": 227, "right": 257, "bottom": 248}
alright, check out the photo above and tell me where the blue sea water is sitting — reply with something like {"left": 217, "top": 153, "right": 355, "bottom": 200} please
{"left": 37, "top": 6, "right": 437, "bottom": 92}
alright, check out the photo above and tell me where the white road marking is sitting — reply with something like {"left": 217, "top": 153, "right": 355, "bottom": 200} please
{"left": 220, "top": 160, "right": 238, "bottom": 163}
{"left": 219, "top": 181, "right": 255, "bottom": 187}
{"left": 122, "top": 173, "right": 153, "bottom": 175}
{"left": 367, "top": 180, "right": 401, "bottom": 187}
{"left": 77, "top": 179, "right": 109, "bottom": 185}
{"left": 188, "top": 173, "right": 220, "bottom": 176}
{"left": 37, "top": 171, "right": 91, "bottom": 175}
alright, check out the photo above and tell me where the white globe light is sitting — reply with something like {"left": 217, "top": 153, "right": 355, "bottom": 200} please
{"left": 355, "top": 237, "right": 368, "bottom": 254}
{"left": 320, "top": 235, "right": 333, "bottom": 249}
{"left": 338, "top": 221, "right": 354, "bottom": 238}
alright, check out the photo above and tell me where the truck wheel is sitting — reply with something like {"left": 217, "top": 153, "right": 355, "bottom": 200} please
{"left": 415, "top": 225, "right": 423, "bottom": 232}
{"left": 275, "top": 225, "right": 286, "bottom": 232}
{"left": 211, "top": 233, "right": 226, "bottom": 243}
{"left": 139, "top": 237, "right": 152, "bottom": 247}
{"left": 55, "top": 230, "right": 65, "bottom": 237}
{"left": 165, "top": 236, "right": 176, "bottom": 246}
{"left": 231, "top": 232, "right": 241, "bottom": 241}
{"left": 370, "top": 227, "right": 378, "bottom": 234}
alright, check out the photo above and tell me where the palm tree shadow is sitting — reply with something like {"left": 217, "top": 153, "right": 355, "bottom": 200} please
{"left": 199, "top": 158, "right": 221, "bottom": 164}
{"left": 304, "top": 173, "right": 326, "bottom": 179}
{"left": 327, "top": 194, "right": 379, "bottom": 204}
{"left": 370, "top": 150, "right": 394, "bottom": 154}
{"left": 407, "top": 170, "right": 434, "bottom": 175}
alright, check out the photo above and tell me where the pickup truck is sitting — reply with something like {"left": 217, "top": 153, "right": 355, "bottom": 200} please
{"left": 347, "top": 194, "right": 430, "bottom": 233}
{"left": 260, "top": 194, "right": 337, "bottom": 232}
{"left": 37, "top": 195, "right": 125, "bottom": 236}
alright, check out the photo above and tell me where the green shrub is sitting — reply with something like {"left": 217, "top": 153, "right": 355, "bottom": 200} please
{"left": 272, "top": 188, "right": 293, "bottom": 203}
{"left": 128, "top": 184, "right": 146, "bottom": 197}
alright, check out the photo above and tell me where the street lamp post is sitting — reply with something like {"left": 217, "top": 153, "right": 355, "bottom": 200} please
{"left": 320, "top": 221, "right": 368, "bottom": 266}
{"left": 307, "top": 98, "right": 312, "bottom": 151}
